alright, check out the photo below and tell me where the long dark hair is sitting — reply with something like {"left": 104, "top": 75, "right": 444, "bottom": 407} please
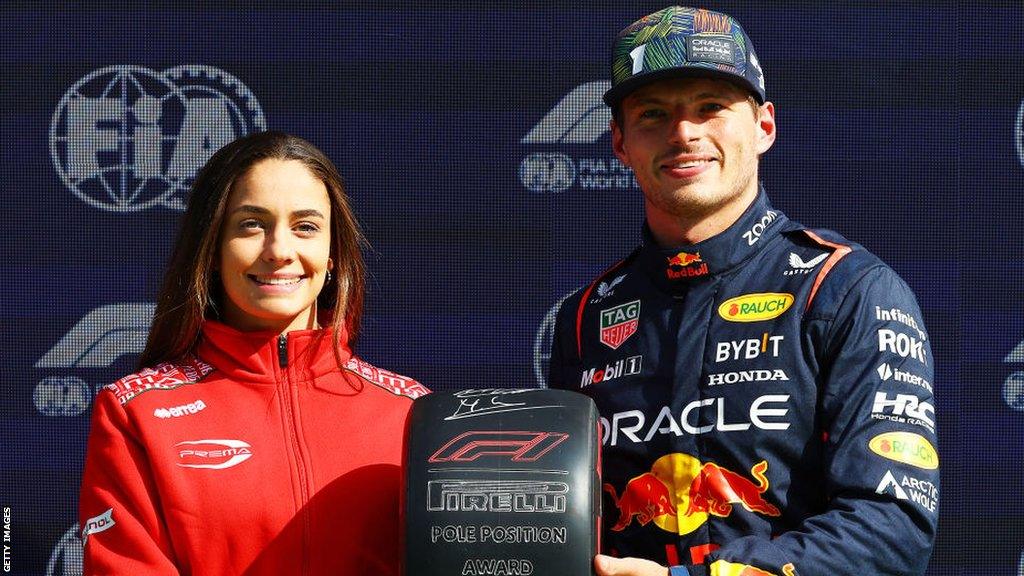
{"left": 139, "top": 131, "right": 366, "bottom": 367}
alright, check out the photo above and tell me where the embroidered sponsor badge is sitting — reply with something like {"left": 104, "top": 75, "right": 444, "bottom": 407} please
{"left": 686, "top": 35, "right": 737, "bottom": 65}
{"left": 868, "top": 432, "right": 938, "bottom": 470}
{"left": 599, "top": 300, "right": 640, "bottom": 349}
{"left": 81, "top": 508, "right": 115, "bottom": 542}
{"left": 718, "top": 293, "right": 794, "bottom": 322}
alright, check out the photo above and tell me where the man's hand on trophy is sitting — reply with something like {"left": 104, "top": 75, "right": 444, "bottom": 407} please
{"left": 594, "top": 554, "right": 670, "bottom": 576}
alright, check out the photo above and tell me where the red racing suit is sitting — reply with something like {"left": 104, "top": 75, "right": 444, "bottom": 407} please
{"left": 79, "top": 320, "right": 428, "bottom": 575}
{"left": 548, "top": 191, "right": 938, "bottom": 575}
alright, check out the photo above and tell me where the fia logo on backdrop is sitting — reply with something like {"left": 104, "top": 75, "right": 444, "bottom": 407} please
{"left": 1009, "top": 99, "right": 1024, "bottom": 414}
{"left": 50, "top": 65, "right": 266, "bottom": 212}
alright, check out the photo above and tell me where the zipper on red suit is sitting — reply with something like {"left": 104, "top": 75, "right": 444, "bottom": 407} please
{"left": 278, "top": 333, "right": 312, "bottom": 575}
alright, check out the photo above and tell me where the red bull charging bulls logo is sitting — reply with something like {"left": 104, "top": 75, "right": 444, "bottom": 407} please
{"left": 603, "top": 454, "right": 780, "bottom": 535}
{"left": 666, "top": 251, "right": 709, "bottom": 279}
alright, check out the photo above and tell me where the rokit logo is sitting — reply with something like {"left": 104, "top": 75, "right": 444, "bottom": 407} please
{"left": 878, "top": 328, "right": 927, "bottom": 366}
{"left": 51, "top": 65, "right": 265, "bottom": 212}
{"left": 519, "top": 81, "right": 640, "bottom": 193}
{"left": 34, "top": 303, "right": 154, "bottom": 417}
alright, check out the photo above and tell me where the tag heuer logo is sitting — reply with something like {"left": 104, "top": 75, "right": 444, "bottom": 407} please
{"left": 599, "top": 300, "right": 640, "bottom": 349}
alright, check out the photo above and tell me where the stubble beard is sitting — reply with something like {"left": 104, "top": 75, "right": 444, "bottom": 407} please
{"left": 644, "top": 155, "right": 759, "bottom": 224}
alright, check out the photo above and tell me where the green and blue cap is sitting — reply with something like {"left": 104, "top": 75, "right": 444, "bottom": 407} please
{"left": 604, "top": 6, "right": 766, "bottom": 108}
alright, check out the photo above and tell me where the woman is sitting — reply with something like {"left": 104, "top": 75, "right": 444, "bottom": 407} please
{"left": 79, "top": 131, "right": 428, "bottom": 575}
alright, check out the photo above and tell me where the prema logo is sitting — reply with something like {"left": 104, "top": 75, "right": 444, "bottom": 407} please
{"left": 176, "top": 439, "right": 253, "bottom": 469}
{"left": 34, "top": 303, "right": 155, "bottom": 417}
{"left": 50, "top": 65, "right": 265, "bottom": 212}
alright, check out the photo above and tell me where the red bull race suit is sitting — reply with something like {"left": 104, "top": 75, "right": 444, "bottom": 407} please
{"left": 79, "top": 320, "right": 428, "bottom": 575}
{"left": 548, "top": 190, "right": 938, "bottom": 576}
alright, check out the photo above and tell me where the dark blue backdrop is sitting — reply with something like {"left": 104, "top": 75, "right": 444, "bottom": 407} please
{"left": 2, "top": 2, "right": 1021, "bottom": 574}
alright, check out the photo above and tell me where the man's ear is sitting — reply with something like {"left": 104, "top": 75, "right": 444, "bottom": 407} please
{"left": 756, "top": 101, "right": 777, "bottom": 155}
{"left": 611, "top": 118, "right": 629, "bottom": 167}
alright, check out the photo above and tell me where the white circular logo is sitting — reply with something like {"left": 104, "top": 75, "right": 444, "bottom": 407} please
{"left": 1005, "top": 371, "right": 1024, "bottom": 412}
{"left": 533, "top": 292, "right": 575, "bottom": 387}
{"left": 46, "top": 523, "right": 83, "bottom": 576}
{"left": 519, "top": 152, "right": 575, "bottom": 193}
{"left": 50, "top": 65, "right": 266, "bottom": 212}
{"left": 1017, "top": 99, "right": 1024, "bottom": 171}
{"left": 34, "top": 376, "right": 91, "bottom": 417}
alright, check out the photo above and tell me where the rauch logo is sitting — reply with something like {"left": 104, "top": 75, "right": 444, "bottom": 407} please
{"left": 718, "top": 293, "right": 794, "bottom": 323}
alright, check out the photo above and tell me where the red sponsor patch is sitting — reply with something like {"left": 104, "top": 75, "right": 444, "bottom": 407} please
{"left": 105, "top": 355, "right": 214, "bottom": 405}
{"left": 344, "top": 357, "right": 429, "bottom": 399}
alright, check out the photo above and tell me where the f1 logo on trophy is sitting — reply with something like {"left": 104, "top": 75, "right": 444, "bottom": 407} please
{"left": 404, "top": 389, "right": 600, "bottom": 575}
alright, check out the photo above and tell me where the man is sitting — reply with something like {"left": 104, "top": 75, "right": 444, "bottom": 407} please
{"left": 547, "top": 6, "right": 938, "bottom": 576}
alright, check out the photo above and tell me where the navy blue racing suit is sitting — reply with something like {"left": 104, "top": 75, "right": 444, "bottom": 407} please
{"left": 548, "top": 190, "right": 938, "bottom": 576}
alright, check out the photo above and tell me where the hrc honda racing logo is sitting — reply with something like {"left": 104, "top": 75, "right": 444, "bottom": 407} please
{"left": 50, "top": 65, "right": 265, "bottom": 212}
{"left": 176, "top": 439, "right": 253, "bottom": 469}
{"left": 519, "top": 81, "right": 640, "bottom": 193}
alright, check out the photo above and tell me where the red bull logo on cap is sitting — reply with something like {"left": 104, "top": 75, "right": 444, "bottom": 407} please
{"left": 666, "top": 251, "right": 709, "bottom": 279}
{"left": 603, "top": 454, "right": 780, "bottom": 536}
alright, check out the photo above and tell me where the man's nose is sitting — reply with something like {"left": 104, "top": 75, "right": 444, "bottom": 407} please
{"left": 668, "top": 113, "right": 705, "bottom": 145}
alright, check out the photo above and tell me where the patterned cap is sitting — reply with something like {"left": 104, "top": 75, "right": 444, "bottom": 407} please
{"left": 604, "top": 6, "right": 765, "bottom": 107}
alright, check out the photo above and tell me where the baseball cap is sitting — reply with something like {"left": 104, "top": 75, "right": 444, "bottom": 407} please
{"left": 603, "top": 6, "right": 766, "bottom": 108}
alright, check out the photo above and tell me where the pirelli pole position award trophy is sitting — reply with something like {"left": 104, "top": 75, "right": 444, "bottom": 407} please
{"left": 404, "top": 389, "right": 601, "bottom": 575}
